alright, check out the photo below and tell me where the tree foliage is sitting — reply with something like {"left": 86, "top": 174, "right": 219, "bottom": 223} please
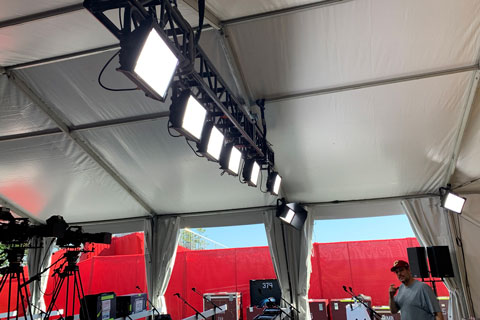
{"left": 179, "top": 228, "right": 208, "bottom": 250}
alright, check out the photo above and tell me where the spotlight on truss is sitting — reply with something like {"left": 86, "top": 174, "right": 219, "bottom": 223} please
{"left": 242, "top": 159, "right": 261, "bottom": 187}
{"left": 170, "top": 91, "right": 207, "bottom": 142}
{"left": 118, "top": 21, "right": 179, "bottom": 102}
{"left": 276, "top": 198, "right": 308, "bottom": 230}
{"left": 440, "top": 187, "right": 466, "bottom": 214}
{"left": 198, "top": 122, "right": 225, "bottom": 161}
{"left": 220, "top": 143, "right": 243, "bottom": 176}
{"left": 267, "top": 172, "right": 282, "bottom": 196}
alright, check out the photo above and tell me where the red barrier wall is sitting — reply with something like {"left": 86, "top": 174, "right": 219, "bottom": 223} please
{"left": 1, "top": 236, "right": 449, "bottom": 320}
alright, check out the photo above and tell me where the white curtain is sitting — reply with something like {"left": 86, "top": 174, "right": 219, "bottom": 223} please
{"left": 144, "top": 216, "right": 181, "bottom": 313}
{"left": 401, "top": 197, "right": 475, "bottom": 319}
{"left": 27, "top": 236, "right": 55, "bottom": 313}
{"left": 264, "top": 209, "right": 314, "bottom": 320}
{"left": 457, "top": 194, "right": 480, "bottom": 317}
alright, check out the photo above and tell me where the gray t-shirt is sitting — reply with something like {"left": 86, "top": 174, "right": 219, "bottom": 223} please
{"left": 394, "top": 280, "right": 441, "bottom": 320}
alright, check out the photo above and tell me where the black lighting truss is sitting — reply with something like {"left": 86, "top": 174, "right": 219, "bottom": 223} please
{"left": 84, "top": 0, "right": 274, "bottom": 167}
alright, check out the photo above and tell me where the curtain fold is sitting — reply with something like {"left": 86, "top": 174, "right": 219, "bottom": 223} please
{"left": 144, "top": 216, "right": 181, "bottom": 313}
{"left": 401, "top": 197, "right": 475, "bottom": 319}
{"left": 27, "top": 236, "right": 55, "bottom": 313}
{"left": 264, "top": 209, "right": 313, "bottom": 320}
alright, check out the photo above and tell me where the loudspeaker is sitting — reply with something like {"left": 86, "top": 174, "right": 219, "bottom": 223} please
{"left": 407, "top": 247, "right": 429, "bottom": 278}
{"left": 427, "top": 246, "right": 454, "bottom": 278}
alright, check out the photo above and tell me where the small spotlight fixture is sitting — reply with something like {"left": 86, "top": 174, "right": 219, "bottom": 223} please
{"left": 220, "top": 143, "right": 243, "bottom": 176}
{"left": 276, "top": 199, "right": 308, "bottom": 230}
{"left": 267, "top": 172, "right": 282, "bottom": 196}
{"left": 242, "top": 159, "right": 261, "bottom": 187}
{"left": 198, "top": 122, "right": 225, "bottom": 161}
{"left": 440, "top": 187, "right": 466, "bottom": 214}
{"left": 170, "top": 91, "right": 207, "bottom": 141}
{"left": 118, "top": 21, "right": 179, "bottom": 102}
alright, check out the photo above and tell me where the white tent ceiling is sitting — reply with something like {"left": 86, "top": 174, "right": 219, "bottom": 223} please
{"left": 1, "top": 0, "right": 480, "bottom": 223}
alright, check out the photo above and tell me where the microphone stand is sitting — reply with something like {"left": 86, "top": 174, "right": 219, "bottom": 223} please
{"left": 342, "top": 286, "right": 381, "bottom": 320}
{"left": 191, "top": 288, "right": 224, "bottom": 320}
{"left": 279, "top": 298, "right": 297, "bottom": 320}
{"left": 136, "top": 286, "right": 161, "bottom": 318}
{"left": 174, "top": 293, "right": 207, "bottom": 320}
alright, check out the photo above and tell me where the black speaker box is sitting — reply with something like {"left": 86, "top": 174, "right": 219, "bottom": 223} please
{"left": 427, "top": 246, "right": 454, "bottom": 278}
{"left": 250, "top": 279, "right": 281, "bottom": 307}
{"left": 116, "top": 293, "right": 147, "bottom": 317}
{"left": 407, "top": 247, "right": 429, "bottom": 278}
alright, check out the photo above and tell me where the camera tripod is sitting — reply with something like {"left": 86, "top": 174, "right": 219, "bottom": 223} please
{"left": 0, "top": 247, "right": 34, "bottom": 320}
{"left": 44, "top": 250, "right": 91, "bottom": 320}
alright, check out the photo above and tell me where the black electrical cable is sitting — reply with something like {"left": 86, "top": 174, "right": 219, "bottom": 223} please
{"left": 185, "top": 139, "right": 204, "bottom": 158}
{"left": 259, "top": 169, "right": 268, "bottom": 194}
{"left": 167, "top": 124, "right": 182, "bottom": 138}
{"left": 238, "top": 163, "right": 246, "bottom": 184}
{"left": 39, "top": 238, "right": 55, "bottom": 269}
{"left": 118, "top": 8, "right": 123, "bottom": 29}
{"left": 98, "top": 50, "right": 138, "bottom": 92}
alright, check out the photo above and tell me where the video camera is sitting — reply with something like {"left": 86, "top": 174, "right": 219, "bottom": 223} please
{"left": 0, "top": 207, "right": 68, "bottom": 245}
{"left": 56, "top": 226, "right": 112, "bottom": 247}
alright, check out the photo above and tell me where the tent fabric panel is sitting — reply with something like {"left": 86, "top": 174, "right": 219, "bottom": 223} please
{"left": 0, "top": 10, "right": 117, "bottom": 67}
{"left": 265, "top": 72, "right": 472, "bottom": 203}
{"left": 79, "top": 119, "right": 276, "bottom": 214}
{"left": 458, "top": 194, "right": 480, "bottom": 316}
{"left": 0, "top": 134, "right": 147, "bottom": 222}
{"left": 80, "top": 218, "right": 146, "bottom": 234}
{"left": 15, "top": 51, "right": 169, "bottom": 126}
{"left": 226, "top": 0, "right": 480, "bottom": 99}
{"left": 452, "top": 82, "right": 480, "bottom": 191}
{"left": 180, "top": 210, "right": 266, "bottom": 228}
{"left": 0, "top": 74, "right": 57, "bottom": 136}
{"left": 310, "top": 199, "right": 404, "bottom": 220}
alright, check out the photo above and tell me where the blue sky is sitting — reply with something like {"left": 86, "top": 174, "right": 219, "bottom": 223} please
{"left": 199, "top": 214, "right": 415, "bottom": 249}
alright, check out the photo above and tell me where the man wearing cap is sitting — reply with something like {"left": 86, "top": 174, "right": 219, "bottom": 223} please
{"left": 389, "top": 260, "right": 444, "bottom": 320}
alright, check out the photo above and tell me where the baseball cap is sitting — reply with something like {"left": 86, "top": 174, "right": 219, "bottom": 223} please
{"left": 390, "top": 260, "right": 409, "bottom": 272}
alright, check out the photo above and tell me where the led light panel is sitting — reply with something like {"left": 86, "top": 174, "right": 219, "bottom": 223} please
{"left": 134, "top": 28, "right": 179, "bottom": 100}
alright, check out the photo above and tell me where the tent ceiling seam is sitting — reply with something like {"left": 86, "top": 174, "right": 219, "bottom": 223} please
{"left": 266, "top": 64, "right": 480, "bottom": 103}
{"left": 0, "top": 111, "right": 171, "bottom": 142}
{"left": 0, "top": 3, "right": 84, "bottom": 29}
{"left": 71, "top": 192, "right": 438, "bottom": 225}
{"left": 222, "top": 0, "right": 355, "bottom": 26}
{"left": 445, "top": 70, "right": 480, "bottom": 186}
{"left": 6, "top": 70, "right": 156, "bottom": 217}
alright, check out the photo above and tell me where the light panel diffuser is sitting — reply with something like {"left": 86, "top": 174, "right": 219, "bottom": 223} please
{"left": 182, "top": 96, "right": 207, "bottom": 140}
{"left": 206, "top": 126, "right": 224, "bottom": 161}
{"left": 134, "top": 28, "right": 179, "bottom": 100}
{"left": 443, "top": 192, "right": 466, "bottom": 214}
{"left": 280, "top": 209, "right": 295, "bottom": 224}
{"left": 228, "top": 146, "right": 242, "bottom": 175}
{"left": 250, "top": 161, "right": 260, "bottom": 186}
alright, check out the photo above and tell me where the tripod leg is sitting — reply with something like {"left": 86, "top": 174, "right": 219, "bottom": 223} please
{"left": 65, "top": 273, "right": 71, "bottom": 318}
{"left": 15, "top": 273, "right": 23, "bottom": 320}
{"left": 45, "top": 276, "right": 65, "bottom": 320}
{"left": 7, "top": 274, "right": 13, "bottom": 320}
{"left": 20, "top": 269, "right": 34, "bottom": 320}
{"left": 0, "top": 273, "right": 8, "bottom": 292}
{"left": 74, "top": 269, "right": 89, "bottom": 320}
